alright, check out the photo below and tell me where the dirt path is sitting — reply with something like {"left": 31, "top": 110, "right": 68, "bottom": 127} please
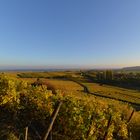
{"left": 68, "top": 78, "right": 140, "bottom": 111}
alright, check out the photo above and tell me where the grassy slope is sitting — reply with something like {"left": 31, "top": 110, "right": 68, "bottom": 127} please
{"left": 83, "top": 82, "right": 140, "bottom": 105}
{"left": 1, "top": 71, "right": 140, "bottom": 139}
{"left": 5, "top": 71, "right": 140, "bottom": 105}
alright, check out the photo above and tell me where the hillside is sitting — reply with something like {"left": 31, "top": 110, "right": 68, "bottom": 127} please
{"left": 1, "top": 72, "right": 140, "bottom": 139}
{"left": 122, "top": 66, "right": 140, "bottom": 71}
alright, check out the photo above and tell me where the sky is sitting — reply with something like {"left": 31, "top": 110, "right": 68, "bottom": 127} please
{"left": 0, "top": 0, "right": 140, "bottom": 69}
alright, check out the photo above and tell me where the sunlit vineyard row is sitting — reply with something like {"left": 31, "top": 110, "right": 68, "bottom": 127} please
{"left": 0, "top": 75, "right": 140, "bottom": 140}
{"left": 83, "top": 82, "right": 140, "bottom": 105}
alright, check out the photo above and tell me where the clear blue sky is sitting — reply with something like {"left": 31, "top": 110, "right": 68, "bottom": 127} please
{"left": 0, "top": 0, "right": 140, "bottom": 69}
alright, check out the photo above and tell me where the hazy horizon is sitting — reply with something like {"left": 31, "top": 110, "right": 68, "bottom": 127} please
{"left": 1, "top": 0, "right": 140, "bottom": 68}
{"left": 0, "top": 64, "right": 139, "bottom": 70}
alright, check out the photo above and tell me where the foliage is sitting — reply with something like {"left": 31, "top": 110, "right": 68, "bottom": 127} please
{"left": 88, "top": 70, "right": 140, "bottom": 89}
{"left": 0, "top": 75, "right": 140, "bottom": 140}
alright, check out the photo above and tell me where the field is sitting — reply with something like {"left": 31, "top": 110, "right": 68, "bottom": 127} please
{"left": 3, "top": 71, "right": 140, "bottom": 106}
{"left": 0, "top": 71, "right": 140, "bottom": 140}
{"left": 84, "top": 82, "right": 140, "bottom": 105}
{"left": 16, "top": 72, "right": 140, "bottom": 139}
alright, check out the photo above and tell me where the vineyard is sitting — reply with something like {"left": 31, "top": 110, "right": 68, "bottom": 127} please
{"left": 83, "top": 83, "right": 140, "bottom": 106}
{"left": 0, "top": 73, "right": 140, "bottom": 140}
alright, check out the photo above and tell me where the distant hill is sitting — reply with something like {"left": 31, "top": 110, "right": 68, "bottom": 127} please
{"left": 122, "top": 66, "right": 140, "bottom": 71}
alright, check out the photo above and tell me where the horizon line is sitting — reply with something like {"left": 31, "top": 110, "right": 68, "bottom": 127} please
{"left": 0, "top": 64, "right": 140, "bottom": 70}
